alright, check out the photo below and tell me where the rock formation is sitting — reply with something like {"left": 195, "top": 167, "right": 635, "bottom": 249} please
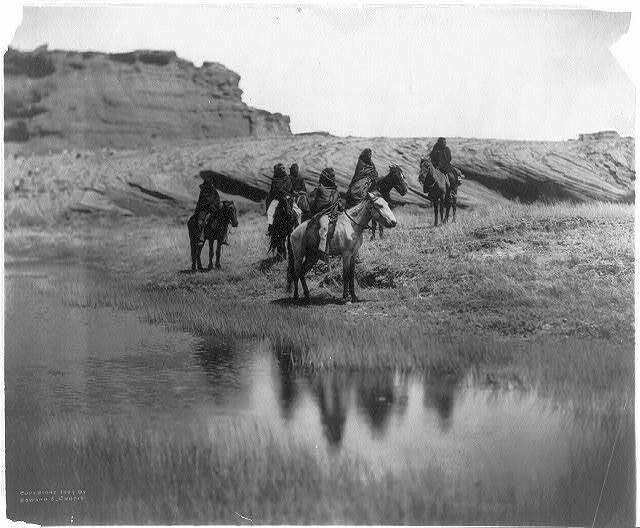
{"left": 4, "top": 46, "right": 291, "bottom": 154}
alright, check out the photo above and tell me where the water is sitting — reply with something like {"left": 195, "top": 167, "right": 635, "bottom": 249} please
{"left": 4, "top": 264, "right": 634, "bottom": 524}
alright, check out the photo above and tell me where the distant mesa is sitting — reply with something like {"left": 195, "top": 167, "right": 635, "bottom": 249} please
{"left": 578, "top": 131, "right": 620, "bottom": 141}
{"left": 4, "top": 45, "right": 292, "bottom": 154}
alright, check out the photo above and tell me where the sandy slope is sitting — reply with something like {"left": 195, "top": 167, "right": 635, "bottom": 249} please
{"left": 3, "top": 132, "right": 634, "bottom": 226}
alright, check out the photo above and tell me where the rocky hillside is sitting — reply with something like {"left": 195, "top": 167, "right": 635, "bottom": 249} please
{"left": 3, "top": 133, "right": 634, "bottom": 226}
{"left": 4, "top": 46, "right": 291, "bottom": 154}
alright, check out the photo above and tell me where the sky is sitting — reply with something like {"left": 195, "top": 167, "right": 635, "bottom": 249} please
{"left": 6, "top": 3, "right": 636, "bottom": 140}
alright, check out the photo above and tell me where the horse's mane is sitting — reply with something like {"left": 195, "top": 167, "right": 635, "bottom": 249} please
{"left": 346, "top": 191, "right": 380, "bottom": 216}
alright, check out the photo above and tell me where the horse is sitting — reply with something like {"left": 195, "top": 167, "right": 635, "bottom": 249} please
{"left": 187, "top": 201, "right": 238, "bottom": 271}
{"left": 418, "top": 157, "right": 450, "bottom": 227}
{"left": 287, "top": 191, "right": 397, "bottom": 304}
{"left": 371, "top": 164, "right": 409, "bottom": 239}
{"left": 292, "top": 190, "right": 311, "bottom": 225}
{"left": 269, "top": 195, "right": 298, "bottom": 261}
{"left": 443, "top": 168, "right": 464, "bottom": 223}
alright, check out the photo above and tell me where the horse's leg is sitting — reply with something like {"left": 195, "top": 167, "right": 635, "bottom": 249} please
{"left": 215, "top": 239, "right": 222, "bottom": 269}
{"left": 196, "top": 241, "right": 204, "bottom": 271}
{"left": 444, "top": 201, "right": 450, "bottom": 224}
{"left": 349, "top": 255, "right": 358, "bottom": 303}
{"left": 207, "top": 239, "right": 214, "bottom": 270}
{"left": 342, "top": 255, "right": 350, "bottom": 301}
{"left": 379, "top": 225, "right": 384, "bottom": 239}
{"left": 452, "top": 197, "right": 457, "bottom": 222}
{"left": 300, "top": 254, "right": 315, "bottom": 300}
{"left": 433, "top": 202, "right": 439, "bottom": 227}
{"left": 370, "top": 220, "right": 376, "bottom": 240}
{"left": 190, "top": 241, "right": 197, "bottom": 271}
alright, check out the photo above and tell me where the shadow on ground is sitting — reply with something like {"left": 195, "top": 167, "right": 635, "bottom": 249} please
{"left": 271, "top": 294, "right": 353, "bottom": 307}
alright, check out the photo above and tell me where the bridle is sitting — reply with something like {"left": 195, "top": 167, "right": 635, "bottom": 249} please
{"left": 344, "top": 198, "right": 379, "bottom": 231}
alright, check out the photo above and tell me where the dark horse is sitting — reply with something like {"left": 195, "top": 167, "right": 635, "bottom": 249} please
{"left": 418, "top": 158, "right": 450, "bottom": 226}
{"left": 187, "top": 201, "right": 238, "bottom": 271}
{"left": 371, "top": 164, "right": 409, "bottom": 239}
{"left": 269, "top": 195, "right": 299, "bottom": 261}
{"left": 443, "top": 169, "right": 464, "bottom": 223}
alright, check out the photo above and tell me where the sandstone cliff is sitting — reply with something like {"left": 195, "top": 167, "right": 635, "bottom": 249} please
{"left": 4, "top": 133, "right": 634, "bottom": 226}
{"left": 4, "top": 46, "right": 291, "bottom": 154}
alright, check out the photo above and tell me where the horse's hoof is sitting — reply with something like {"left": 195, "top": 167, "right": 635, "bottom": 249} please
{"left": 351, "top": 296, "right": 359, "bottom": 303}
{"left": 207, "top": 265, "right": 213, "bottom": 271}
{"left": 215, "top": 263, "right": 221, "bottom": 269}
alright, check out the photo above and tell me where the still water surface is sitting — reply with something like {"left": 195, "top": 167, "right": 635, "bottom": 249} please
{"left": 4, "top": 264, "right": 634, "bottom": 524}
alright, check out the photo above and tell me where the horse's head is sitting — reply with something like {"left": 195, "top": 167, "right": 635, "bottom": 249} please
{"left": 388, "top": 164, "right": 408, "bottom": 196}
{"left": 222, "top": 200, "right": 239, "bottom": 227}
{"left": 367, "top": 191, "right": 397, "bottom": 228}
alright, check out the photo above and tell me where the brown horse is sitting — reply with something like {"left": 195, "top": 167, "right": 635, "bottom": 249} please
{"left": 371, "top": 164, "right": 409, "bottom": 239}
{"left": 418, "top": 157, "right": 450, "bottom": 226}
{"left": 287, "top": 192, "right": 397, "bottom": 303}
{"left": 187, "top": 201, "right": 238, "bottom": 271}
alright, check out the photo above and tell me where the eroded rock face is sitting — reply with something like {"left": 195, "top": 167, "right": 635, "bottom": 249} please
{"left": 4, "top": 46, "right": 291, "bottom": 153}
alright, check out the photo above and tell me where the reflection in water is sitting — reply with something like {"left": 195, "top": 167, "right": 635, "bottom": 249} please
{"left": 4, "top": 265, "right": 635, "bottom": 526}
{"left": 354, "top": 370, "right": 409, "bottom": 437}
{"left": 306, "top": 370, "right": 349, "bottom": 448}
{"left": 272, "top": 340, "right": 300, "bottom": 420}
{"left": 423, "top": 372, "right": 463, "bottom": 432}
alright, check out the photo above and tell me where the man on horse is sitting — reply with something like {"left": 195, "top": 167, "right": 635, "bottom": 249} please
{"left": 430, "top": 137, "right": 463, "bottom": 184}
{"left": 289, "top": 163, "right": 307, "bottom": 193}
{"left": 194, "top": 170, "right": 221, "bottom": 246}
{"left": 310, "top": 167, "right": 341, "bottom": 262}
{"left": 266, "top": 163, "right": 292, "bottom": 236}
{"left": 346, "top": 148, "right": 379, "bottom": 206}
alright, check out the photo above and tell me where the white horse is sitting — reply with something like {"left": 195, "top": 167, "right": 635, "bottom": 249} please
{"left": 287, "top": 192, "right": 397, "bottom": 303}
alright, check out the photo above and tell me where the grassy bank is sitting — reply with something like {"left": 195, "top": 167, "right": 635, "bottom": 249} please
{"left": 5, "top": 201, "right": 634, "bottom": 374}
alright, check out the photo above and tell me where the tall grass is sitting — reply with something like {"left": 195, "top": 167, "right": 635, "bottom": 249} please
{"left": 7, "top": 201, "right": 634, "bottom": 374}
{"left": 6, "top": 412, "right": 633, "bottom": 525}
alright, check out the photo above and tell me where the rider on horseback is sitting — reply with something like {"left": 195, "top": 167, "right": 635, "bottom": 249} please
{"left": 266, "top": 163, "right": 292, "bottom": 236}
{"left": 346, "top": 148, "right": 379, "bottom": 206}
{"left": 311, "top": 167, "right": 341, "bottom": 262}
{"left": 430, "top": 137, "right": 463, "bottom": 184}
{"left": 289, "top": 163, "right": 307, "bottom": 193}
{"left": 194, "top": 170, "right": 221, "bottom": 246}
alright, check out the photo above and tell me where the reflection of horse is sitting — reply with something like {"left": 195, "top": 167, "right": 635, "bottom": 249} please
{"left": 423, "top": 373, "right": 462, "bottom": 432}
{"left": 287, "top": 192, "right": 397, "bottom": 303}
{"left": 305, "top": 371, "right": 351, "bottom": 448}
{"left": 272, "top": 339, "right": 301, "bottom": 420}
{"left": 187, "top": 201, "right": 238, "bottom": 271}
{"left": 418, "top": 158, "right": 449, "bottom": 227}
{"left": 269, "top": 195, "right": 298, "bottom": 261}
{"left": 371, "top": 164, "right": 409, "bottom": 239}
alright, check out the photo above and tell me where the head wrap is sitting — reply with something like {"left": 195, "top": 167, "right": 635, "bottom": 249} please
{"left": 199, "top": 170, "right": 217, "bottom": 183}
{"left": 273, "top": 163, "right": 287, "bottom": 179}
{"left": 319, "top": 167, "right": 337, "bottom": 188}
{"left": 358, "top": 148, "right": 373, "bottom": 164}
